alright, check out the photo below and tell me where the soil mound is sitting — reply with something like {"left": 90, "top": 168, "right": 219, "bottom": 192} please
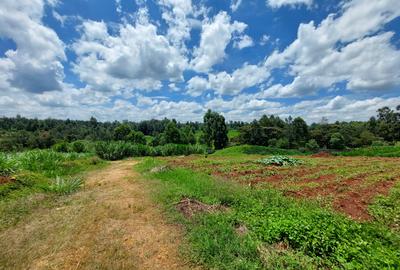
{"left": 175, "top": 198, "right": 228, "bottom": 218}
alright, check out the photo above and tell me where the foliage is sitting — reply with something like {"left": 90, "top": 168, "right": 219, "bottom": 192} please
{"left": 369, "top": 183, "right": 400, "bottom": 232}
{"left": 126, "top": 131, "right": 146, "bottom": 145}
{"left": 257, "top": 156, "right": 303, "bottom": 166}
{"left": 0, "top": 153, "right": 17, "bottom": 176}
{"left": 212, "top": 145, "right": 308, "bottom": 156}
{"left": 305, "top": 139, "right": 320, "bottom": 152}
{"left": 113, "top": 124, "right": 132, "bottom": 141}
{"left": 138, "top": 159, "right": 400, "bottom": 269}
{"left": 53, "top": 141, "right": 69, "bottom": 153}
{"left": 203, "top": 110, "right": 228, "bottom": 150}
{"left": 95, "top": 141, "right": 206, "bottom": 160}
{"left": 329, "top": 132, "right": 345, "bottom": 150}
{"left": 46, "top": 177, "right": 84, "bottom": 195}
{"left": 336, "top": 146, "right": 400, "bottom": 157}
{"left": 71, "top": 141, "right": 86, "bottom": 153}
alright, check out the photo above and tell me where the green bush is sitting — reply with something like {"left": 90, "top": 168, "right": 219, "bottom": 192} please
{"left": 71, "top": 141, "right": 86, "bottom": 153}
{"left": 305, "top": 139, "right": 320, "bottom": 152}
{"left": 0, "top": 153, "right": 17, "bottom": 176}
{"left": 53, "top": 141, "right": 69, "bottom": 153}
{"left": 46, "top": 176, "right": 83, "bottom": 195}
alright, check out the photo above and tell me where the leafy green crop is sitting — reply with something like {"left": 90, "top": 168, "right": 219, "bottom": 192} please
{"left": 257, "top": 155, "right": 303, "bottom": 166}
{"left": 95, "top": 141, "right": 206, "bottom": 160}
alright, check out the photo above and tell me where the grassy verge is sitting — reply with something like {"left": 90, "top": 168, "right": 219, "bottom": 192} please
{"left": 212, "top": 145, "right": 310, "bottom": 157}
{"left": 336, "top": 146, "right": 400, "bottom": 157}
{"left": 0, "top": 150, "right": 106, "bottom": 229}
{"left": 137, "top": 158, "right": 400, "bottom": 270}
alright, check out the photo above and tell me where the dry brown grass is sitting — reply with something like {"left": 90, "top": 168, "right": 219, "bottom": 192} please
{"left": 0, "top": 160, "right": 192, "bottom": 270}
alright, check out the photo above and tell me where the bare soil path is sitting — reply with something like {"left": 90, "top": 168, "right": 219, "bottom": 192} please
{"left": 0, "top": 160, "right": 192, "bottom": 270}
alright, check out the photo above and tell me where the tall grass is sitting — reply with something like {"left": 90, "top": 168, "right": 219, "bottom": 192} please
{"left": 336, "top": 146, "right": 400, "bottom": 157}
{"left": 95, "top": 141, "right": 206, "bottom": 160}
{"left": 212, "top": 145, "right": 308, "bottom": 156}
{"left": 0, "top": 150, "right": 103, "bottom": 199}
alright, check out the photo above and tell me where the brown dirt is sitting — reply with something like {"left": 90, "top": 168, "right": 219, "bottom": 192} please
{"left": 311, "top": 152, "right": 333, "bottom": 158}
{"left": 0, "top": 160, "right": 194, "bottom": 270}
{"left": 0, "top": 175, "right": 14, "bottom": 185}
{"left": 176, "top": 197, "right": 228, "bottom": 219}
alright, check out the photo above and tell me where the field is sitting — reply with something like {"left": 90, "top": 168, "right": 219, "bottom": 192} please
{"left": 1, "top": 145, "right": 400, "bottom": 269}
{"left": 168, "top": 147, "right": 400, "bottom": 222}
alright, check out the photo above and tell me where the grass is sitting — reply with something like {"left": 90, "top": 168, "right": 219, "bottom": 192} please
{"left": 137, "top": 158, "right": 400, "bottom": 269}
{"left": 212, "top": 145, "right": 309, "bottom": 157}
{"left": 0, "top": 149, "right": 106, "bottom": 230}
{"left": 336, "top": 146, "right": 400, "bottom": 157}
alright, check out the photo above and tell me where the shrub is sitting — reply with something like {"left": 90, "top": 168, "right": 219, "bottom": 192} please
{"left": 127, "top": 131, "right": 147, "bottom": 145}
{"left": 46, "top": 176, "right": 83, "bottom": 195}
{"left": 0, "top": 153, "right": 17, "bottom": 176}
{"left": 71, "top": 141, "right": 86, "bottom": 153}
{"left": 305, "top": 139, "right": 320, "bottom": 152}
{"left": 329, "top": 132, "right": 345, "bottom": 150}
{"left": 53, "top": 141, "right": 69, "bottom": 153}
{"left": 276, "top": 138, "right": 290, "bottom": 149}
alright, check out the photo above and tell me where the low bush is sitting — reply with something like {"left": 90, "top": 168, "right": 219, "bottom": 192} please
{"left": 53, "top": 141, "right": 69, "bottom": 153}
{"left": 46, "top": 176, "right": 84, "bottom": 195}
{"left": 71, "top": 141, "right": 86, "bottom": 153}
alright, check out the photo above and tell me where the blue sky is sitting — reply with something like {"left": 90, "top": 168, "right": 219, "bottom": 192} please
{"left": 0, "top": 0, "right": 399, "bottom": 123}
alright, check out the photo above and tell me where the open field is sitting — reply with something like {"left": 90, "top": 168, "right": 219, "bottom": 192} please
{"left": 167, "top": 147, "right": 400, "bottom": 223}
{"left": 138, "top": 156, "right": 400, "bottom": 269}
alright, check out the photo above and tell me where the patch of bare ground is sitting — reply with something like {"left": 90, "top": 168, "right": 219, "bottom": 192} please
{"left": 0, "top": 160, "right": 194, "bottom": 270}
{"left": 175, "top": 198, "right": 228, "bottom": 219}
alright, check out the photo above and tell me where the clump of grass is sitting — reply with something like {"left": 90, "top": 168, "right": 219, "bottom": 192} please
{"left": 257, "top": 155, "right": 303, "bottom": 166}
{"left": 46, "top": 177, "right": 84, "bottom": 195}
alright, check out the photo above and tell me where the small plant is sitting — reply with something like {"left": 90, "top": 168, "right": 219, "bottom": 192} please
{"left": 0, "top": 153, "right": 17, "bottom": 176}
{"left": 47, "top": 176, "right": 83, "bottom": 195}
{"left": 257, "top": 155, "right": 303, "bottom": 166}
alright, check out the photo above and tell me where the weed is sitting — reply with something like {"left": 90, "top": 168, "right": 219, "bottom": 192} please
{"left": 46, "top": 177, "right": 84, "bottom": 195}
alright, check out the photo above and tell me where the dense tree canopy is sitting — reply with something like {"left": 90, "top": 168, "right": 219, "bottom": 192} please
{"left": 0, "top": 104, "right": 399, "bottom": 151}
{"left": 203, "top": 110, "right": 228, "bottom": 150}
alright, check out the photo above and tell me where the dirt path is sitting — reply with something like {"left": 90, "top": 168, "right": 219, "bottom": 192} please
{"left": 0, "top": 160, "right": 192, "bottom": 270}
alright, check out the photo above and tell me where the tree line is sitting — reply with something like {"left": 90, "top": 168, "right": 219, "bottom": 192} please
{"left": 0, "top": 105, "right": 399, "bottom": 152}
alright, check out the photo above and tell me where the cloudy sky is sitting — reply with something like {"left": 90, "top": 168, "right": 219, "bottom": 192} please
{"left": 0, "top": 0, "right": 399, "bottom": 123}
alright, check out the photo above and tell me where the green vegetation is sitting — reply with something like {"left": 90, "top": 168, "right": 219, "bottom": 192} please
{"left": 212, "top": 145, "right": 308, "bottom": 157}
{"left": 257, "top": 156, "right": 303, "bottom": 166}
{"left": 0, "top": 150, "right": 105, "bottom": 230}
{"left": 137, "top": 158, "right": 400, "bottom": 269}
{"left": 369, "top": 182, "right": 400, "bottom": 232}
{"left": 203, "top": 110, "right": 229, "bottom": 150}
{"left": 336, "top": 146, "right": 400, "bottom": 157}
{"left": 95, "top": 141, "right": 206, "bottom": 160}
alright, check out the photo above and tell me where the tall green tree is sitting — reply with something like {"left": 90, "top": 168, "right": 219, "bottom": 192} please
{"left": 203, "top": 110, "right": 228, "bottom": 150}
{"left": 114, "top": 124, "right": 131, "bottom": 141}
{"left": 164, "top": 121, "right": 182, "bottom": 144}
